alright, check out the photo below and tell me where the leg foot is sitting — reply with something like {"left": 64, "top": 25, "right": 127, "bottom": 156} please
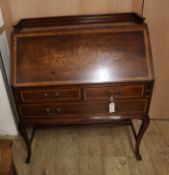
{"left": 136, "top": 153, "right": 142, "bottom": 161}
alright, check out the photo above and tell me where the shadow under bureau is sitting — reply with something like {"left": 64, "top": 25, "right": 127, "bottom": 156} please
{"left": 11, "top": 13, "right": 154, "bottom": 163}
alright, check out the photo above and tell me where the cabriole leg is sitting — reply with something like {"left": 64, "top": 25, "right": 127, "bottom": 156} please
{"left": 135, "top": 114, "right": 150, "bottom": 160}
{"left": 18, "top": 121, "right": 32, "bottom": 163}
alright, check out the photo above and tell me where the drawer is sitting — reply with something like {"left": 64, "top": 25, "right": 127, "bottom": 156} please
{"left": 19, "top": 99, "right": 147, "bottom": 118}
{"left": 19, "top": 103, "right": 107, "bottom": 117}
{"left": 84, "top": 85, "right": 144, "bottom": 100}
{"left": 19, "top": 87, "right": 81, "bottom": 103}
{"left": 115, "top": 99, "right": 147, "bottom": 112}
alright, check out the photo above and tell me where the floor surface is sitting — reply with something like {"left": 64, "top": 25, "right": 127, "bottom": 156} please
{"left": 12, "top": 120, "right": 169, "bottom": 175}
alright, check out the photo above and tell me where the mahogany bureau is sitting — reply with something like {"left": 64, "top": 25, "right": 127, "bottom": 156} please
{"left": 11, "top": 13, "right": 154, "bottom": 163}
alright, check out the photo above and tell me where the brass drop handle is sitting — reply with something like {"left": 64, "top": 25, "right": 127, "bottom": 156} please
{"left": 44, "top": 92, "right": 60, "bottom": 99}
{"left": 46, "top": 107, "right": 62, "bottom": 115}
{"left": 106, "top": 88, "right": 124, "bottom": 96}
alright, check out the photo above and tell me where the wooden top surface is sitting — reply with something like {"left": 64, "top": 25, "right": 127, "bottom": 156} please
{"left": 11, "top": 14, "right": 154, "bottom": 87}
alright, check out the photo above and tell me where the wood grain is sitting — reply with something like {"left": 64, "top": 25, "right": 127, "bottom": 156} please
{"left": 12, "top": 120, "right": 169, "bottom": 175}
{"left": 144, "top": 0, "right": 169, "bottom": 119}
{"left": 12, "top": 25, "right": 152, "bottom": 87}
{"left": 0, "top": 0, "right": 12, "bottom": 42}
{"left": 132, "top": 0, "right": 144, "bottom": 15}
{"left": 0, "top": 140, "right": 16, "bottom": 175}
{"left": 7, "top": 0, "right": 133, "bottom": 24}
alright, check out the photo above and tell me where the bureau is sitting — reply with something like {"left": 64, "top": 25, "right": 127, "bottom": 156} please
{"left": 11, "top": 13, "right": 154, "bottom": 163}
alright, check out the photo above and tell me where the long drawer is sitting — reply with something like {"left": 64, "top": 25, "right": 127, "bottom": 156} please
{"left": 19, "top": 99, "right": 147, "bottom": 118}
{"left": 19, "top": 87, "right": 81, "bottom": 103}
{"left": 84, "top": 85, "right": 145, "bottom": 100}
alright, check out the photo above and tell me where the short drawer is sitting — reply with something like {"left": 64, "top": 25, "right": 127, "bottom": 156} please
{"left": 19, "top": 99, "right": 147, "bottom": 118}
{"left": 19, "top": 87, "right": 81, "bottom": 103}
{"left": 84, "top": 85, "right": 144, "bottom": 100}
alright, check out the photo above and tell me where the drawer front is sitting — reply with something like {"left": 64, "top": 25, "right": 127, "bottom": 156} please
{"left": 19, "top": 99, "right": 147, "bottom": 118}
{"left": 84, "top": 85, "right": 144, "bottom": 100}
{"left": 19, "top": 103, "right": 107, "bottom": 117}
{"left": 115, "top": 99, "right": 147, "bottom": 112}
{"left": 20, "top": 88, "right": 81, "bottom": 103}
